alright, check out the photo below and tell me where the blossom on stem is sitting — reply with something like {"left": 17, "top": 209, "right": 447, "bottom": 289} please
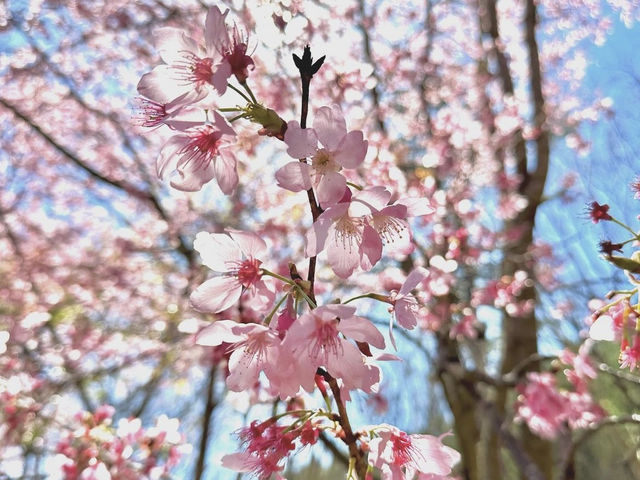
{"left": 137, "top": 7, "right": 253, "bottom": 104}
{"left": 367, "top": 424, "right": 461, "bottom": 480}
{"left": 276, "top": 105, "right": 367, "bottom": 208}
{"left": 515, "top": 372, "right": 567, "bottom": 439}
{"left": 281, "top": 304, "right": 385, "bottom": 393}
{"left": 196, "top": 320, "right": 287, "bottom": 393}
{"left": 619, "top": 333, "right": 640, "bottom": 371}
{"left": 190, "top": 230, "right": 274, "bottom": 313}
{"left": 587, "top": 201, "right": 612, "bottom": 223}
{"left": 156, "top": 110, "right": 238, "bottom": 192}
{"left": 306, "top": 187, "right": 432, "bottom": 278}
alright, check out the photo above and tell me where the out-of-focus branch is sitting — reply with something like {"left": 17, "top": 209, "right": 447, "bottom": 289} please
{"left": 561, "top": 414, "right": 640, "bottom": 480}
{"left": 318, "top": 431, "right": 350, "bottom": 467}
{"left": 459, "top": 378, "right": 545, "bottom": 480}
{"left": 194, "top": 364, "right": 218, "bottom": 480}
{"left": 0, "top": 97, "right": 194, "bottom": 264}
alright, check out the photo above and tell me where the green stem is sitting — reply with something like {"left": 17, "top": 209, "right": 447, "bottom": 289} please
{"left": 217, "top": 107, "right": 244, "bottom": 113}
{"left": 264, "top": 294, "right": 289, "bottom": 326}
{"left": 346, "top": 181, "right": 363, "bottom": 191}
{"left": 240, "top": 80, "right": 258, "bottom": 104}
{"left": 342, "top": 292, "right": 390, "bottom": 305}
{"left": 227, "top": 83, "right": 252, "bottom": 103}
{"left": 261, "top": 269, "right": 317, "bottom": 308}
{"left": 611, "top": 217, "right": 640, "bottom": 240}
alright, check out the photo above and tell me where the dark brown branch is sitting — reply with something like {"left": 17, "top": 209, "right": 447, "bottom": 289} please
{"left": 326, "top": 374, "right": 367, "bottom": 479}
{"left": 0, "top": 97, "right": 194, "bottom": 264}
{"left": 318, "top": 431, "right": 350, "bottom": 467}
{"left": 194, "top": 364, "right": 218, "bottom": 480}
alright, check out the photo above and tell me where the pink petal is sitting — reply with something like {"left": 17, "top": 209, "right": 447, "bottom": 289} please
{"left": 318, "top": 304, "right": 357, "bottom": 320}
{"left": 163, "top": 103, "right": 209, "bottom": 131}
{"left": 227, "top": 230, "right": 267, "bottom": 258}
{"left": 317, "top": 171, "right": 347, "bottom": 208}
{"left": 156, "top": 135, "right": 188, "bottom": 180}
{"left": 383, "top": 219, "right": 412, "bottom": 254}
{"left": 353, "top": 186, "right": 391, "bottom": 212}
{"left": 399, "top": 267, "right": 428, "bottom": 295}
{"left": 313, "top": 105, "right": 347, "bottom": 151}
{"left": 245, "top": 280, "right": 275, "bottom": 312}
{"left": 211, "top": 112, "right": 236, "bottom": 139}
{"left": 395, "top": 299, "right": 418, "bottom": 330}
{"left": 275, "top": 162, "right": 313, "bottom": 192}
{"left": 172, "top": 159, "right": 216, "bottom": 192}
{"left": 196, "top": 320, "right": 246, "bottom": 346}
{"left": 226, "top": 348, "right": 261, "bottom": 391}
{"left": 284, "top": 121, "right": 318, "bottom": 158}
{"left": 153, "top": 27, "right": 199, "bottom": 64}
{"left": 327, "top": 233, "right": 361, "bottom": 278}
{"left": 338, "top": 316, "right": 385, "bottom": 349}
{"left": 359, "top": 224, "right": 382, "bottom": 272}
{"left": 221, "top": 452, "right": 254, "bottom": 472}
{"left": 305, "top": 205, "right": 348, "bottom": 257}
{"left": 138, "top": 66, "right": 190, "bottom": 104}
{"left": 214, "top": 149, "right": 238, "bottom": 194}
{"left": 410, "top": 435, "right": 461, "bottom": 475}
{"left": 204, "top": 6, "right": 229, "bottom": 54}
{"left": 212, "top": 60, "right": 232, "bottom": 95}
{"left": 190, "top": 276, "right": 242, "bottom": 313}
{"left": 193, "top": 231, "right": 241, "bottom": 272}
{"left": 397, "top": 196, "right": 435, "bottom": 217}
{"left": 589, "top": 315, "right": 616, "bottom": 341}
{"left": 334, "top": 130, "right": 367, "bottom": 168}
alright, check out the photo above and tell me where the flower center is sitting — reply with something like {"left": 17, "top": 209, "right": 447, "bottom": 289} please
{"left": 371, "top": 214, "right": 406, "bottom": 243}
{"left": 312, "top": 149, "right": 340, "bottom": 175}
{"left": 234, "top": 257, "right": 262, "bottom": 288}
{"left": 310, "top": 318, "right": 342, "bottom": 363}
{"left": 174, "top": 52, "right": 214, "bottom": 86}
{"left": 134, "top": 97, "right": 167, "bottom": 127}
{"left": 179, "top": 125, "right": 223, "bottom": 169}
{"left": 333, "top": 215, "right": 363, "bottom": 253}
{"left": 390, "top": 432, "right": 413, "bottom": 466}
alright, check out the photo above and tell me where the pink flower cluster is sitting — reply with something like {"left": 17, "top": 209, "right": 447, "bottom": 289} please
{"left": 365, "top": 424, "right": 461, "bottom": 480}
{"left": 56, "top": 405, "right": 188, "bottom": 480}
{"left": 196, "top": 303, "right": 385, "bottom": 398}
{"left": 221, "top": 418, "right": 320, "bottom": 479}
{"left": 136, "top": 6, "right": 252, "bottom": 193}
{"left": 515, "top": 367, "right": 604, "bottom": 440}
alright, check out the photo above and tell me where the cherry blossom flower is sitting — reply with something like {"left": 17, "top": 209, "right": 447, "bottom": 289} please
{"left": 619, "top": 333, "right": 640, "bottom": 371}
{"left": 275, "top": 105, "right": 368, "bottom": 207}
{"left": 305, "top": 187, "right": 432, "bottom": 277}
{"left": 515, "top": 372, "right": 567, "bottom": 439}
{"left": 281, "top": 304, "right": 384, "bottom": 393}
{"left": 156, "top": 110, "right": 238, "bottom": 192}
{"left": 305, "top": 196, "right": 381, "bottom": 278}
{"left": 587, "top": 201, "right": 612, "bottom": 223}
{"left": 190, "top": 230, "right": 274, "bottom": 313}
{"left": 137, "top": 7, "right": 252, "bottom": 104}
{"left": 196, "top": 320, "right": 293, "bottom": 394}
{"left": 390, "top": 268, "right": 428, "bottom": 331}
{"left": 221, "top": 419, "right": 317, "bottom": 479}
{"left": 206, "top": 7, "right": 255, "bottom": 88}
{"left": 133, "top": 92, "right": 195, "bottom": 128}
{"left": 367, "top": 424, "right": 461, "bottom": 480}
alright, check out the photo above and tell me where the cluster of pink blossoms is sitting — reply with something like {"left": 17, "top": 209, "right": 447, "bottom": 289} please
{"left": 56, "top": 405, "right": 188, "bottom": 480}
{"left": 137, "top": 5, "right": 458, "bottom": 479}
{"left": 137, "top": 6, "right": 252, "bottom": 193}
{"left": 586, "top": 187, "right": 640, "bottom": 371}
